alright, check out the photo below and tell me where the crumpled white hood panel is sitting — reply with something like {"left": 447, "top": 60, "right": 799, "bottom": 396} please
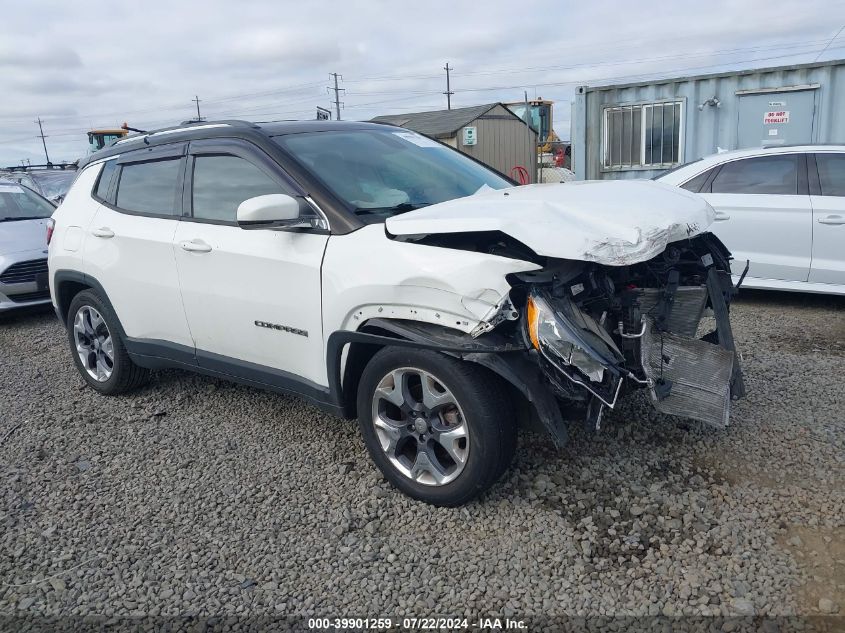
{"left": 385, "top": 180, "right": 716, "bottom": 266}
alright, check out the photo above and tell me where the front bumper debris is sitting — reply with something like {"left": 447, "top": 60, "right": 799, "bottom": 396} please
{"left": 640, "top": 318, "right": 735, "bottom": 427}
{"left": 520, "top": 234, "right": 745, "bottom": 432}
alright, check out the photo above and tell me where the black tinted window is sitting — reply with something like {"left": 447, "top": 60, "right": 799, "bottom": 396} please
{"left": 94, "top": 160, "right": 118, "bottom": 200}
{"left": 116, "top": 158, "right": 182, "bottom": 215}
{"left": 710, "top": 155, "right": 798, "bottom": 195}
{"left": 192, "top": 155, "right": 283, "bottom": 222}
{"left": 681, "top": 169, "right": 712, "bottom": 193}
{"left": 816, "top": 154, "right": 845, "bottom": 197}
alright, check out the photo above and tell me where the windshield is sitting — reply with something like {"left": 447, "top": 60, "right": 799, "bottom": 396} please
{"left": 0, "top": 184, "right": 55, "bottom": 221}
{"left": 31, "top": 170, "right": 77, "bottom": 200}
{"left": 274, "top": 128, "right": 511, "bottom": 220}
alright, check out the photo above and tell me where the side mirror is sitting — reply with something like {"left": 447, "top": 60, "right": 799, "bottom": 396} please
{"left": 236, "top": 194, "right": 326, "bottom": 230}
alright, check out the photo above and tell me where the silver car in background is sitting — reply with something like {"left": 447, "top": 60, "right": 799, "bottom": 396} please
{"left": 0, "top": 166, "right": 77, "bottom": 203}
{"left": 0, "top": 183, "right": 54, "bottom": 312}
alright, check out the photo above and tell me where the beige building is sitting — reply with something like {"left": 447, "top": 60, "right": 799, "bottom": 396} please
{"left": 371, "top": 103, "right": 538, "bottom": 183}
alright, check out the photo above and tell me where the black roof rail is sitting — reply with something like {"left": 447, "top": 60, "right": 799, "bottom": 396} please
{"left": 1, "top": 162, "right": 78, "bottom": 172}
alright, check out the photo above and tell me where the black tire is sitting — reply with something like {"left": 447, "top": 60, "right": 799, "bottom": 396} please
{"left": 356, "top": 347, "right": 516, "bottom": 506}
{"left": 66, "top": 289, "right": 149, "bottom": 395}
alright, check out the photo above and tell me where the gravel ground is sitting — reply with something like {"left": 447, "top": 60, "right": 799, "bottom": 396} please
{"left": 1, "top": 291, "right": 843, "bottom": 631}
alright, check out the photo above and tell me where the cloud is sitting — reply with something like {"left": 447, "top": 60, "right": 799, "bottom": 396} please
{"left": 0, "top": 0, "right": 843, "bottom": 164}
{"left": 0, "top": 42, "right": 82, "bottom": 69}
{"left": 228, "top": 27, "right": 342, "bottom": 66}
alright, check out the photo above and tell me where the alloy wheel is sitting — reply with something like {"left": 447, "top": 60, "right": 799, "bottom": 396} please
{"left": 370, "top": 367, "right": 469, "bottom": 486}
{"left": 73, "top": 305, "right": 114, "bottom": 382}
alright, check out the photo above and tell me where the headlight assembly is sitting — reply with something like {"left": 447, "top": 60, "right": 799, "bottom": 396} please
{"left": 527, "top": 293, "right": 606, "bottom": 382}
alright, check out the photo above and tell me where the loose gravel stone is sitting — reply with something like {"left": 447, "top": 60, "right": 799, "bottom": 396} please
{"left": 0, "top": 291, "right": 843, "bottom": 623}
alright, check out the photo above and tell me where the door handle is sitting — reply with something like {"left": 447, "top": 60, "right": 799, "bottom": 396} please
{"left": 818, "top": 215, "right": 845, "bottom": 226}
{"left": 179, "top": 239, "right": 212, "bottom": 253}
{"left": 91, "top": 227, "right": 115, "bottom": 238}
{"left": 714, "top": 212, "right": 730, "bottom": 222}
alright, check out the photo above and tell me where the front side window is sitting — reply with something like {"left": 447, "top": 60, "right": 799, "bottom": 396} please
{"left": 0, "top": 184, "right": 54, "bottom": 221}
{"left": 115, "top": 158, "right": 182, "bottom": 215}
{"left": 710, "top": 155, "right": 798, "bottom": 195}
{"left": 816, "top": 153, "right": 845, "bottom": 197}
{"left": 603, "top": 101, "right": 682, "bottom": 169}
{"left": 274, "top": 129, "right": 511, "bottom": 221}
{"left": 191, "top": 155, "right": 284, "bottom": 222}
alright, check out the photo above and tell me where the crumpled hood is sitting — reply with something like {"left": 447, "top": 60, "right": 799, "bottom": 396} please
{"left": 385, "top": 180, "right": 716, "bottom": 266}
{"left": 0, "top": 218, "right": 49, "bottom": 256}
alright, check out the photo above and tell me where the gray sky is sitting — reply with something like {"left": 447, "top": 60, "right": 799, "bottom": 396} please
{"left": 1, "top": 0, "right": 844, "bottom": 165}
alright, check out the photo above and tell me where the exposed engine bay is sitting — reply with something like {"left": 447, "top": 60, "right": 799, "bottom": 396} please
{"left": 471, "top": 232, "right": 747, "bottom": 431}
{"left": 382, "top": 180, "right": 746, "bottom": 437}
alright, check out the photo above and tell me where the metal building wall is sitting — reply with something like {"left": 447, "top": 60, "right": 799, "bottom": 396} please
{"left": 457, "top": 104, "right": 538, "bottom": 182}
{"left": 572, "top": 59, "right": 845, "bottom": 180}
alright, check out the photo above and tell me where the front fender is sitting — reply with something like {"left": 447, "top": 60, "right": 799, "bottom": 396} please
{"left": 326, "top": 318, "right": 568, "bottom": 447}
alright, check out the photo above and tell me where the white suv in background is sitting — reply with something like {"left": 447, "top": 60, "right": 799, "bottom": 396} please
{"left": 49, "top": 119, "right": 745, "bottom": 506}
{"left": 657, "top": 145, "right": 845, "bottom": 295}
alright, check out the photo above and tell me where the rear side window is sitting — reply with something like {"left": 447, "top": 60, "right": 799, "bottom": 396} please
{"left": 94, "top": 160, "right": 118, "bottom": 201}
{"left": 710, "top": 155, "right": 798, "bottom": 195}
{"left": 816, "top": 154, "right": 845, "bottom": 197}
{"left": 115, "top": 158, "right": 182, "bottom": 215}
{"left": 680, "top": 169, "right": 713, "bottom": 193}
{"left": 191, "top": 155, "right": 284, "bottom": 222}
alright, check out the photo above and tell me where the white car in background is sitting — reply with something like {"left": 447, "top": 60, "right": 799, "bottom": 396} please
{"left": 657, "top": 145, "right": 845, "bottom": 295}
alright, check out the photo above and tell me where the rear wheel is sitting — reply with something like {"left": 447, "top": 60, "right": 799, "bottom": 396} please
{"left": 67, "top": 290, "right": 149, "bottom": 395}
{"left": 357, "top": 347, "right": 516, "bottom": 506}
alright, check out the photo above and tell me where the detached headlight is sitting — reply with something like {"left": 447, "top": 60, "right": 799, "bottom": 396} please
{"left": 526, "top": 292, "right": 607, "bottom": 383}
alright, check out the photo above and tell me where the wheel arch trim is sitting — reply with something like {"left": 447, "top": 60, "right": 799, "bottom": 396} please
{"left": 326, "top": 318, "right": 567, "bottom": 446}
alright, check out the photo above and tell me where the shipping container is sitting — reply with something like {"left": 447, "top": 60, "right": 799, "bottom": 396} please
{"left": 572, "top": 59, "right": 845, "bottom": 180}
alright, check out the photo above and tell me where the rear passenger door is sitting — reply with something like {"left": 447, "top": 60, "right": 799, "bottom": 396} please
{"left": 173, "top": 139, "right": 329, "bottom": 388}
{"left": 83, "top": 144, "right": 195, "bottom": 355}
{"left": 808, "top": 153, "right": 845, "bottom": 285}
{"left": 699, "top": 153, "right": 811, "bottom": 282}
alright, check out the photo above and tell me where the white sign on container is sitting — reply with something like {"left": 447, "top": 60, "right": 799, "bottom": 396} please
{"left": 462, "top": 126, "right": 477, "bottom": 146}
{"left": 763, "top": 110, "right": 790, "bottom": 124}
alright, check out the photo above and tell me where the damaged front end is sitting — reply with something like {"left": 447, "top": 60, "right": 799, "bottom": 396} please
{"left": 504, "top": 233, "right": 746, "bottom": 433}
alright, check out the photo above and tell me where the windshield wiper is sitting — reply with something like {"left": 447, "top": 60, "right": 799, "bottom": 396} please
{"left": 0, "top": 216, "right": 47, "bottom": 222}
{"left": 354, "top": 202, "right": 430, "bottom": 216}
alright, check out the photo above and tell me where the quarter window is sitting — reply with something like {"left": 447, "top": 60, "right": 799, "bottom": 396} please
{"left": 191, "top": 155, "right": 283, "bottom": 222}
{"left": 816, "top": 154, "right": 845, "bottom": 197}
{"left": 680, "top": 169, "right": 713, "bottom": 193}
{"left": 603, "top": 101, "right": 682, "bottom": 169}
{"left": 115, "top": 158, "right": 182, "bottom": 215}
{"left": 710, "top": 155, "right": 798, "bottom": 195}
{"left": 94, "top": 159, "right": 118, "bottom": 201}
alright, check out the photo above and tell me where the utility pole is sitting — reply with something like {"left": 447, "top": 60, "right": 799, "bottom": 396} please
{"left": 328, "top": 73, "right": 344, "bottom": 121}
{"left": 524, "top": 91, "right": 535, "bottom": 184}
{"left": 192, "top": 95, "right": 205, "bottom": 122}
{"left": 35, "top": 116, "right": 50, "bottom": 164}
{"left": 443, "top": 63, "right": 454, "bottom": 110}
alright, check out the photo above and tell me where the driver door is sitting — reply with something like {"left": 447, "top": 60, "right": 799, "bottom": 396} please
{"left": 172, "top": 139, "right": 329, "bottom": 388}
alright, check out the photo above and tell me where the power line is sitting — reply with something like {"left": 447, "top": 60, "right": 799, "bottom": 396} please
{"left": 815, "top": 24, "right": 845, "bottom": 61}
{"left": 449, "top": 48, "right": 845, "bottom": 95}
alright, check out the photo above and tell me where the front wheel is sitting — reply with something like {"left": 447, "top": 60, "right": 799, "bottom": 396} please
{"left": 356, "top": 347, "right": 516, "bottom": 506}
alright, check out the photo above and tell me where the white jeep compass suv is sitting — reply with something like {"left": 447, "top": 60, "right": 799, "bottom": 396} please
{"left": 49, "top": 120, "right": 745, "bottom": 506}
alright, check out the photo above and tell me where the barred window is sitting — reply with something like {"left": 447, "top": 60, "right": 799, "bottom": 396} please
{"left": 603, "top": 101, "right": 683, "bottom": 169}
